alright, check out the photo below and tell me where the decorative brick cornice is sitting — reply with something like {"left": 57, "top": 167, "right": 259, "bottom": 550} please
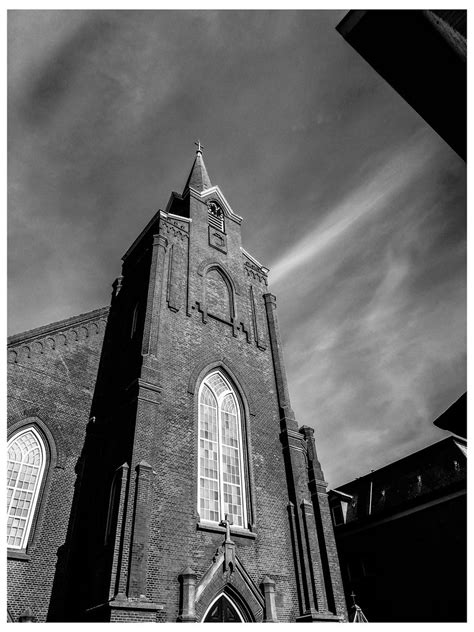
{"left": 159, "top": 213, "right": 190, "bottom": 241}
{"left": 241, "top": 248, "right": 269, "bottom": 274}
{"left": 242, "top": 248, "right": 269, "bottom": 285}
{"left": 244, "top": 262, "right": 268, "bottom": 285}
{"left": 8, "top": 306, "right": 109, "bottom": 347}
{"left": 7, "top": 307, "right": 109, "bottom": 363}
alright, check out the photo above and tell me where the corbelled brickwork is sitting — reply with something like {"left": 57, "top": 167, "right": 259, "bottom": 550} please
{"left": 7, "top": 150, "right": 347, "bottom": 622}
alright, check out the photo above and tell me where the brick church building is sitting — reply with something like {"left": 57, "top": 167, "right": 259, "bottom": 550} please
{"left": 7, "top": 146, "right": 347, "bottom": 622}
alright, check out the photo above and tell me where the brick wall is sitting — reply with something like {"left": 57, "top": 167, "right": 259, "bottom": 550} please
{"left": 136, "top": 192, "right": 300, "bottom": 620}
{"left": 7, "top": 308, "right": 108, "bottom": 622}
{"left": 7, "top": 175, "right": 347, "bottom": 622}
{"left": 64, "top": 185, "right": 345, "bottom": 622}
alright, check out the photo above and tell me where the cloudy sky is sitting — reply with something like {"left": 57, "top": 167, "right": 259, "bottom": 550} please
{"left": 8, "top": 10, "right": 466, "bottom": 486}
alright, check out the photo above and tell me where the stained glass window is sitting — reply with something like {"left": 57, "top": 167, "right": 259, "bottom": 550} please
{"left": 198, "top": 371, "right": 247, "bottom": 528}
{"left": 7, "top": 428, "right": 46, "bottom": 549}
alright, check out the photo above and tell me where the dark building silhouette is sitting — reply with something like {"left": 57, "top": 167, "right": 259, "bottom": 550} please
{"left": 7, "top": 147, "right": 347, "bottom": 622}
{"left": 433, "top": 392, "right": 466, "bottom": 438}
{"left": 336, "top": 10, "right": 467, "bottom": 160}
{"left": 329, "top": 425, "right": 467, "bottom": 622}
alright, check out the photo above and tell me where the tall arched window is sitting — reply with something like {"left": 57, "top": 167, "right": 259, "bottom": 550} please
{"left": 7, "top": 427, "right": 46, "bottom": 549}
{"left": 198, "top": 371, "right": 247, "bottom": 528}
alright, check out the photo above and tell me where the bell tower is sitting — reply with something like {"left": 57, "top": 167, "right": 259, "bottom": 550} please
{"left": 59, "top": 144, "right": 348, "bottom": 622}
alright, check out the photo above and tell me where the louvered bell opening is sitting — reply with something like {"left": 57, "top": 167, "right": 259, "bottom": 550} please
{"left": 208, "top": 203, "right": 224, "bottom": 231}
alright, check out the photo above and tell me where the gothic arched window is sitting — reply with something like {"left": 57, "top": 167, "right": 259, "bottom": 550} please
{"left": 7, "top": 427, "right": 46, "bottom": 549}
{"left": 198, "top": 371, "right": 247, "bottom": 528}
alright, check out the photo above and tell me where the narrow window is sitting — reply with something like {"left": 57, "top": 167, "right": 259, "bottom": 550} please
{"left": 105, "top": 474, "right": 119, "bottom": 546}
{"left": 208, "top": 201, "right": 224, "bottom": 231}
{"left": 131, "top": 303, "right": 139, "bottom": 338}
{"left": 198, "top": 371, "right": 247, "bottom": 528}
{"left": 7, "top": 428, "right": 46, "bottom": 549}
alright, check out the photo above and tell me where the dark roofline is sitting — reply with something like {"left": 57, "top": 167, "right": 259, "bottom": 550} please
{"left": 433, "top": 392, "right": 466, "bottom": 437}
{"left": 334, "top": 434, "right": 466, "bottom": 491}
{"left": 8, "top": 306, "right": 110, "bottom": 347}
{"left": 328, "top": 489, "right": 353, "bottom": 501}
{"left": 335, "top": 10, "right": 367, "bottom": 37}
{"left": 122, "top": 208, "right": 162, "bottom": 262}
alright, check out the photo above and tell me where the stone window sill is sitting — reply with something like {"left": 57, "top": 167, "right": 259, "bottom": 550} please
{"left": 197, "top": 521, "right": 256, "bottom": 539}
{"left": 7, "top": 549, "right": 30, "bottom": 561}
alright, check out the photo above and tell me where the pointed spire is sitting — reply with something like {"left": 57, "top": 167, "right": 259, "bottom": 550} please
{"left": 183, "top": 140, "right": 212, "bottom": 193}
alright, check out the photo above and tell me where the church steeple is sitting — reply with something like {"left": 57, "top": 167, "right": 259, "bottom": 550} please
{"left": 183, "top": 140, "right": 212, "bottom": 194}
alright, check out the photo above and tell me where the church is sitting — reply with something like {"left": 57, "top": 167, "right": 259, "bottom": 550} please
{"left": 7, "top": 145, "right": 347, "bottom": 622}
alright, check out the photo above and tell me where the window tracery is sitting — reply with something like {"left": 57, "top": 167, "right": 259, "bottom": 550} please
{"left": 198, "top": 371, "right": 247, "bottom": 528}
{"left": 7, "top": 428, "right": 46, "bottom": 549}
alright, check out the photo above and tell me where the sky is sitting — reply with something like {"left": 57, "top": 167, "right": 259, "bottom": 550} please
{"left": 8, "top": 10, "right": 466, "bottom": 487}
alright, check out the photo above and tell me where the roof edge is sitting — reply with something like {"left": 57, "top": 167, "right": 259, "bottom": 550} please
{"left": 8, "top": 306, "right": 110, "bottom": 347}
{"left": 334, "top": 434, "right": 465, "bottom": 490}
{"left": 328, "top": 489, "right": 353, "bottom": 501}
{"left": 241, "top": 247, "right": 269, "bottom": 273}
{"left": 122, "top": 208, "right": 162, "bottom": 261}
{"left": 335, "top": 10, "right": 367, "bottom": 37}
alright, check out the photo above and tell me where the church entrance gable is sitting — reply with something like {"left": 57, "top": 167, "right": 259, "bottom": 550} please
{"left": 194, "top": 557, "right": 263, "bottom": 623}
{"left": 180, "top": 547, "right": 265, "bottom": 622}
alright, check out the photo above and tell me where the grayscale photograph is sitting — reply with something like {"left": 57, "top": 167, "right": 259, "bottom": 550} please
{"left": 7, "top": 9, "right": 466, "bottom": 623}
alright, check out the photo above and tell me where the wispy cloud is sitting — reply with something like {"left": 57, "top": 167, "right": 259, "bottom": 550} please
{"left": 269, "top": 132, "right": 436, "bottom": 286}
{"left": 271, "top": 131, "right": 466, "bottom": 485}
{"left": 8, "top": 11, "right": 465, "bottom": 488}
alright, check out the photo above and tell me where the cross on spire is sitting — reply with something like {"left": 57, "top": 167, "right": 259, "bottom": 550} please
{"left": 183, "top": 140, "right": 211, "bottom": 193}
{"left": 194, "top": 139, "right": 204, "bottom": 154}
{"left": 350, "top": 591, "right": 357, "bottom": 607}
